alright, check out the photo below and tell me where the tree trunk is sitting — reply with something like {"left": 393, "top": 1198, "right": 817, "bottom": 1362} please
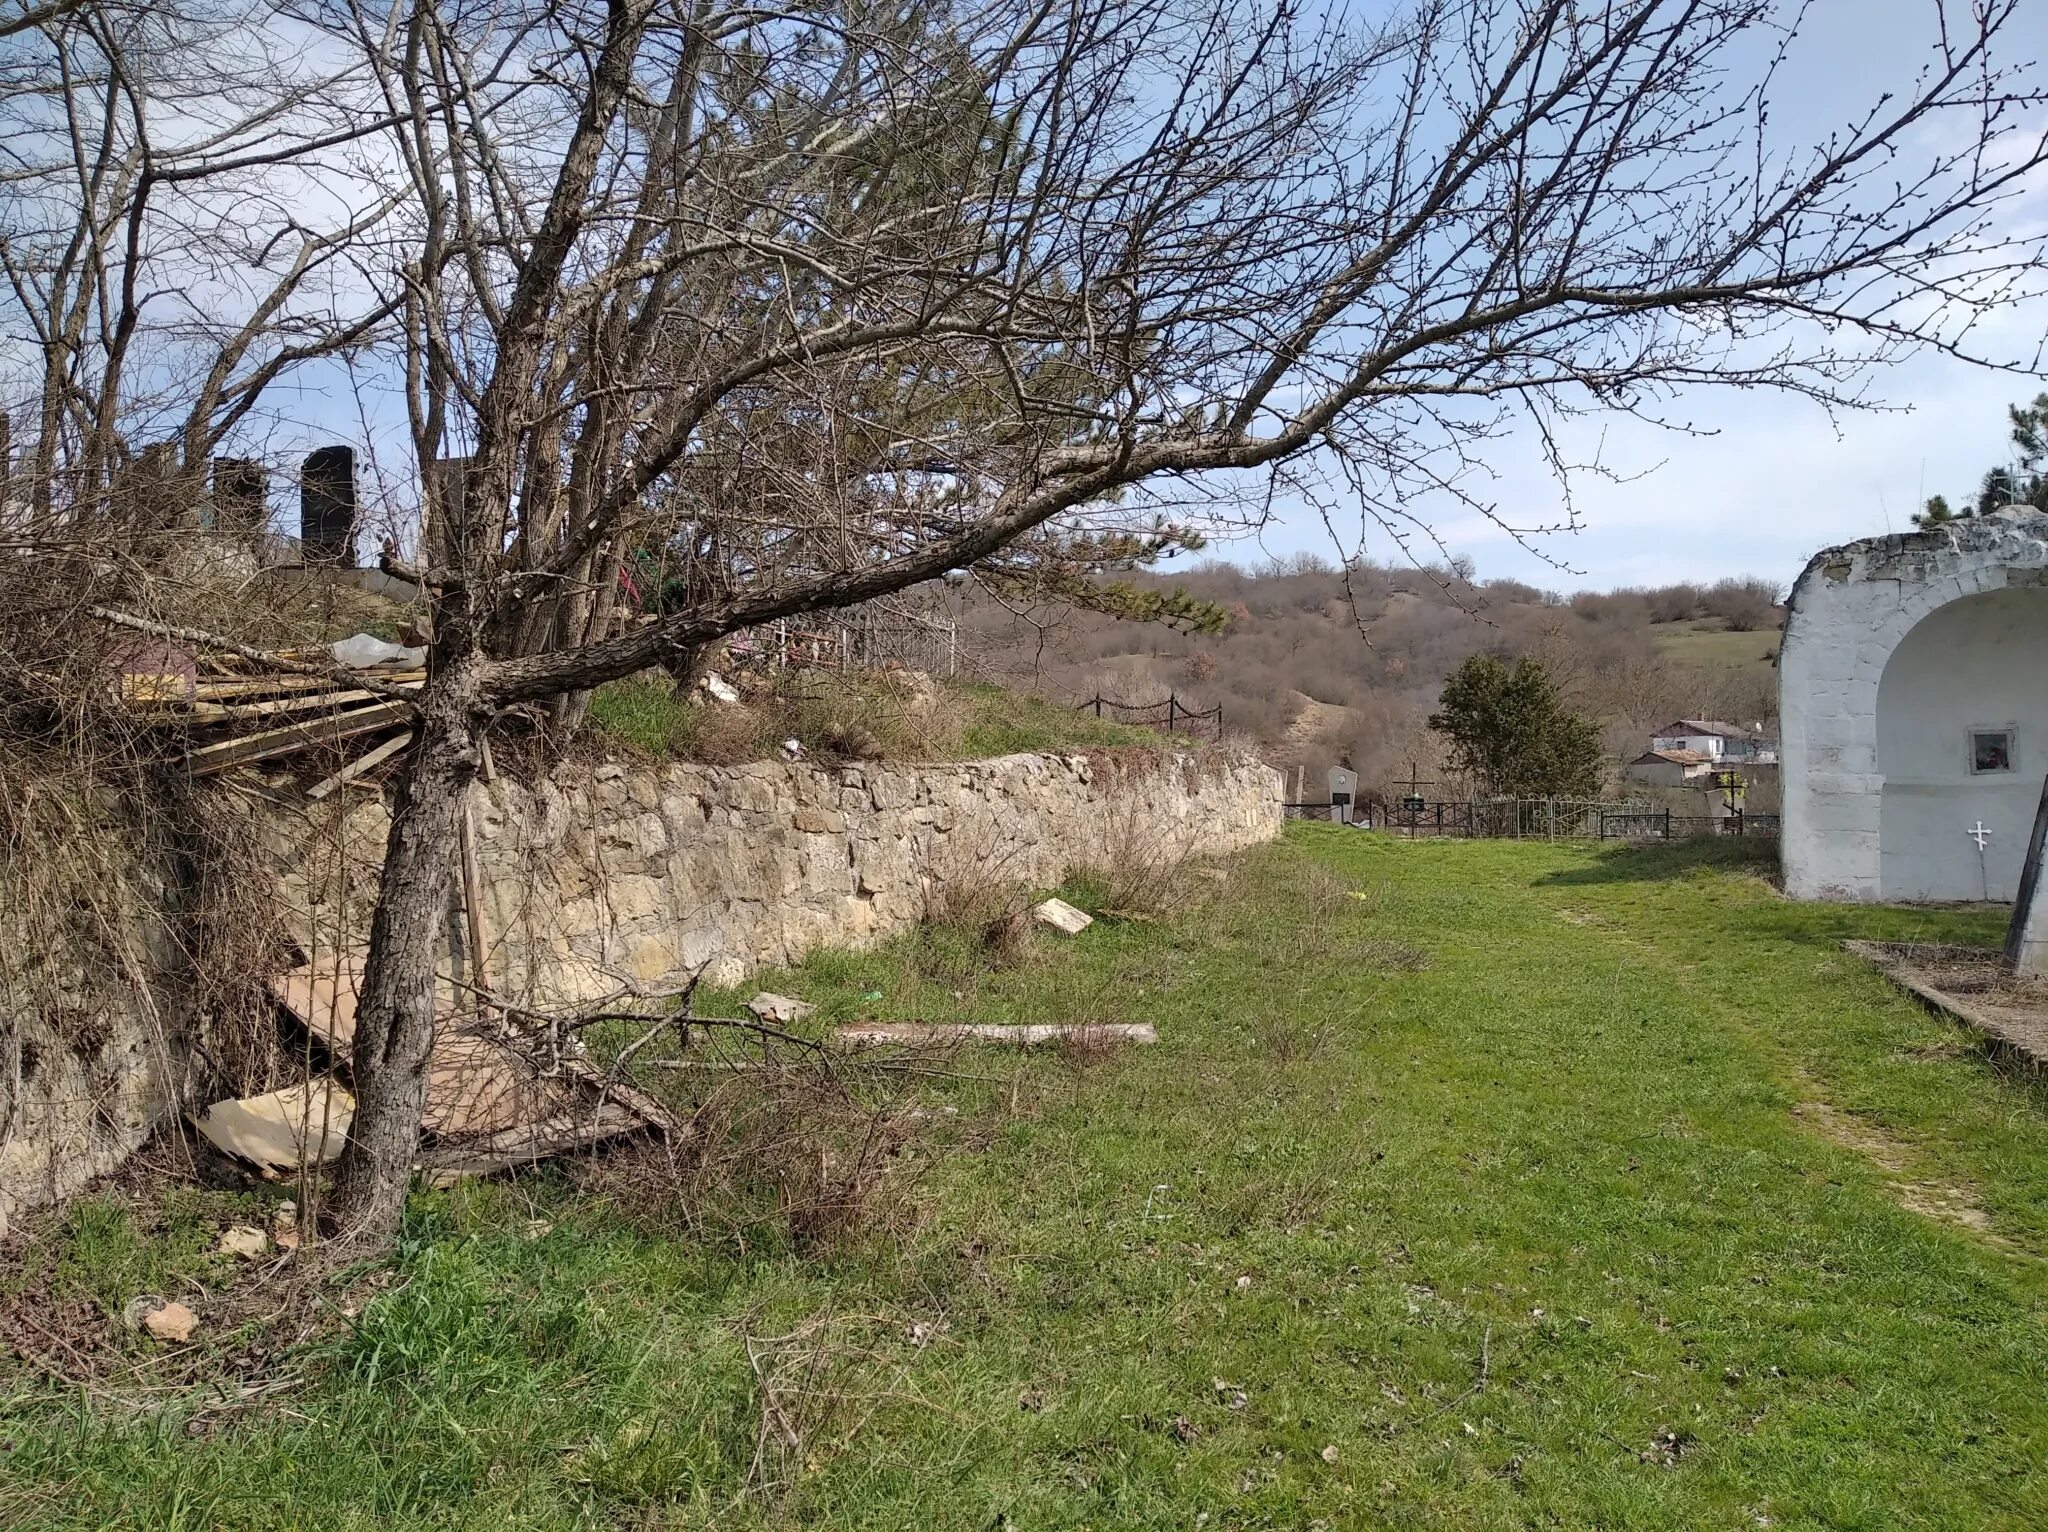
{"left": 324, "top": 669, "right": 483, "bottom": 1245}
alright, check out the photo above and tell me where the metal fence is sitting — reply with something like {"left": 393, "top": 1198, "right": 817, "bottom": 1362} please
{"left": 1074, "top": 693, "right": 1224, "bottom": 741}
{"left": 1283, "top": 798, "right": 1782, "bottom": 842}
{"left": 1597, "top": 810, "right": 1780, "bottom": 840}
{"left": 725, "top": 612, "right": 958, "bottom": 678}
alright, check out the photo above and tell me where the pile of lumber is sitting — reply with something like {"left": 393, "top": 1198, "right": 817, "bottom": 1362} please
{"left": 109, "top": 635, "right": 419, "bottom": 784}
{"left": 260, "top": 955, "right": 677, "bottom": 1176}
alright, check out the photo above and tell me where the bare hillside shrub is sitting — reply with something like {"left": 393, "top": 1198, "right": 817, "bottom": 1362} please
{"left": 1702, "top": 578, "right": 1783, "bottom": 632}
{"left": 590, "top": 1046, "right": 935, "bottom": 1256}
{"left": 1068, "top": 790, "right": 1208, "bottom": 920}
{"left": 918, "top": 830, "right": 1036, "bottom": 965}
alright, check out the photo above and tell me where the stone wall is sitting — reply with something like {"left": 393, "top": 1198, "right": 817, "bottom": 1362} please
{"left": 0, "top": 796, "right": 189, "bottom": 1236}
{"left": 1, "top": 747, "right": 1280, "bottom": 1229}
{"left": 275, "top": 748, "right": 1283, "bottom": 1005}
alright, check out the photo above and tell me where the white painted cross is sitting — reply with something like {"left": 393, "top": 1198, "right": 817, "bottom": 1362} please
{"left": 1969, "top": 821, "right": 1993, "bottom": 851}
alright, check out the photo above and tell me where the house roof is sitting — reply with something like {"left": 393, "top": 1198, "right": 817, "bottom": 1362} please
{"left": 1630, "top": 749, "right": 1711, "bottom": 766}
{"left": 1656, "top": 719, "right": 1766, "bottom": 740}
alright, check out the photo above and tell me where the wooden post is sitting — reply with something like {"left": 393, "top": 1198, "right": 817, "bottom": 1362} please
{"left": 1094, "top": 696, "right": 1103, "bottom": 718}
{"left": 1167, "top": 695, "right": 1178, "bottom": 732}
{"left": 2005, "top": 770, "right": 2048, "bottom": 973}
{"left": 458, "top": 793, "right": 492, "bottom": 1018}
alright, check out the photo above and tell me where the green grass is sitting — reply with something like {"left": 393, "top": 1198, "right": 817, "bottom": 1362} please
{"left": 1651, "top": 617, "right": 1782, "bottom": 673}
{"left": 587, "top": 675, "right": 1165, "bottom": 762}
{"left": 8, "top": 830, "right": 2048, "bottom": 1530}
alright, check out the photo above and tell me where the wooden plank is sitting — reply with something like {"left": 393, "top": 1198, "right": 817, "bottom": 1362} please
{"left": 268, "top": 955, "right": 675, "bottom": 1144}
{"left": 414, "top": 1101, "right": 653, "bottom": 1176}
{"left": 830, "top": 1021, "right": 1157, "bottom": 1048}
{"left": 209, "top": 687, "right": 380, "bottom": 720}
{"left": 192, "top": 670, "right": 426, "bottom": 702}
{"left": 307, "top": 730, "right": 413, "bottom": 800}
{"left": 184, "top": 699, "right": 413, "bottom": 776}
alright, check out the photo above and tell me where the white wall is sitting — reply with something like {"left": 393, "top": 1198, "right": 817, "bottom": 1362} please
{"left": 1875, "top": 587, "right": 2048, "bottom": 899}
{"left": 1652, "top": 731, "right": 1725, "bottom": 759}
{"left": 1781, "top": 510, "right": 2048, "bottom": 901}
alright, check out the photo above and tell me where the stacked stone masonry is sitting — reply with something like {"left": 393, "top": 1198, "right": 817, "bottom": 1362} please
{"left": 2, "top": 749, "right": 1282, "bottom": 1230}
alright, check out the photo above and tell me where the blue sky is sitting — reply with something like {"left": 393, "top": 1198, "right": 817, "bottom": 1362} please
{"left": 1226, "top": 0, "right": 2048, "bottom": 594}
{"left": 217, "top": 1, "right": 2048, "bottom": 597}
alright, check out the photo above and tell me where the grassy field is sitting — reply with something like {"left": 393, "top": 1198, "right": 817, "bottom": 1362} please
{"left": 7, "top": 828, "right": 2048, "bottom": 1530}
{"left": 1650, "top": 617, "right": 1782, "bottom": 675}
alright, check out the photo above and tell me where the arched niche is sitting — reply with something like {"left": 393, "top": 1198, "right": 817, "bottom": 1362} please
{"left": 1874, "top": 587, "right": 2048, "bottom": 900}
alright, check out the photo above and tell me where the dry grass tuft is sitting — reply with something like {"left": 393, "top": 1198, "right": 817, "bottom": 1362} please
{"left": 585, "top": 1040, "right": 938, "bottom": 1256}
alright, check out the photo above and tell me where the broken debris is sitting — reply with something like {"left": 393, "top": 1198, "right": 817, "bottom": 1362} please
{"left": 193, "top": 1080, "right": 354, "bottom": 1178}
{"left": 217, "top": 1225, "right": 269, "bottom": 1259}
{"left": 269, "top": 955, "right": 670, "bottom": 1175}
{"left": 1032, "top": 897, "right": 1093, "bottom": 935}
{"left": 135, "top": 1299, "right": 198, "bottom": 1343}
{"left": 746, "top": 992, "right": 816, "bottom": 1025}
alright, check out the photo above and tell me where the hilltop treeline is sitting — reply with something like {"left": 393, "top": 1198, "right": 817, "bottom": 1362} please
{"left": 947, "top": 558, "right": 1782, "bottom": 797}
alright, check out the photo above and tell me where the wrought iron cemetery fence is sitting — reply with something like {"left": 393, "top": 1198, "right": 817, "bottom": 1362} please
{"left": 1281, "top": 798, "right": 1782, "bottom": 843}
{"left": 1073, "top": 693, "right": 1225, "bottom": 742}
{"left": 1598, "top": 810, "right": 1781, "bottom": 840}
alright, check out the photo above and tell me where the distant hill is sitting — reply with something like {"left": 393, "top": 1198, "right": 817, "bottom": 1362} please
{"left": 945, "top": 560, "right": 1784, "bottom": 797}
{"left": 1651, "top": 617, "right": 1782, "bottom": 678}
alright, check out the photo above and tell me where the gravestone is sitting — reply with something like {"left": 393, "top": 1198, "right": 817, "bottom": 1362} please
{"left": 211, "top": 457, "right": 267, "bottom": 533}
{"left": 300, "top": 446, "right": 357, "bottom": 565}
{"left": 1327, "top": 766, "right": 1357, "bottom": 825}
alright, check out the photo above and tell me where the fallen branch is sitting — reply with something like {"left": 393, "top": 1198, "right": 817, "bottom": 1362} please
{"left": 830, "top": 1022, "right": 1158, "bottom": 1048}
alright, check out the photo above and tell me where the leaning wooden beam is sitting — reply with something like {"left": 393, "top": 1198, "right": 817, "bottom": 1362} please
{"left": 307, "top": 730, "right": 414, "bottom": 800}
{"left": 184, "top": 699, "right": 414, "bottom": 776}
{"left": 830, "top": 1022, "right": 1158, "bottom": 1048}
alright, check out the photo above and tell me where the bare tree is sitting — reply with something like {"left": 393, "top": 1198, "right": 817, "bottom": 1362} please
{"left": 11, "top": 0, "right": 2044, "bottom": 1244}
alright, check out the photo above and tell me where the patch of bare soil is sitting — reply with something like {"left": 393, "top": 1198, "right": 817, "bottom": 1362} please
{"left": 1283, "top": 691, "right": 1360, "bottom": 748}
{"left": 1788, "top": 1097, "right": 2005, "bottom": 1246}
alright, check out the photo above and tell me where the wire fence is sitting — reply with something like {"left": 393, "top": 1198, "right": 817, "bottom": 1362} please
{"left": 1282, "top": 797, "right": 1781, "bottom": 842}
{"left": 1073, "top": 693, "right": 1224, "bottom": 741}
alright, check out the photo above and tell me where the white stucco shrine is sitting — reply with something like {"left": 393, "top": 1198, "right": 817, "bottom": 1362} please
{"left": 1780, "top": 508, "right": 2048, "bottom": 905}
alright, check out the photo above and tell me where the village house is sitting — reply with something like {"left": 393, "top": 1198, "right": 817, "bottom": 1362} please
{"left": 1623, "top": 747, "right": 1716, "bottom": 788}
{"left": 1780, "top": 507, "right": 2048, "bottom": 902}
{"left": 1649, "top": 719, "right": 1778, "bottom": 763}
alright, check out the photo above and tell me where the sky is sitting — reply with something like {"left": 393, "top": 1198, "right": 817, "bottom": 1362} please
{"left": 1229, "top": 0, "right": 2048, "bottom": 596}
{"left": 21, "top": 0, "right": 2039, "bottom": 600}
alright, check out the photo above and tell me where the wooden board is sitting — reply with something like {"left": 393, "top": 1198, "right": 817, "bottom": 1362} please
{"left": 831, "top": 1021, "right": 1157, "bottom": 1048}
{"left": 184, "top": 699, "right": 413, "bottom": 775}
{"left": 268, "top": 956, "right": 669, "bottom": 1151}
{"left": 307, "top": 730, "right": 413, "bottom": 800}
